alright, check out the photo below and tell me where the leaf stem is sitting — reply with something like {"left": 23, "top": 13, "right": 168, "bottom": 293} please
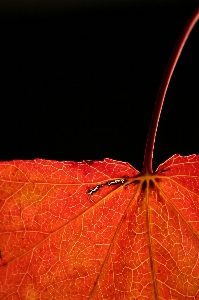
{"left": 142, "top": 6, "right": 199, "bottom": 175}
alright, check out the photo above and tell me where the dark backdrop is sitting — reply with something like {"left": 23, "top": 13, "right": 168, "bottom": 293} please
{"left": 1, "top": 1, "right": 199, "bottom": 172}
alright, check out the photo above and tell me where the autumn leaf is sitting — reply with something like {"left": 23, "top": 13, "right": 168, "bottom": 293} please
{"left": 1, "top": 155, "right": 199, "bottom": 299}
{"left": 1, "top": 6, "right": 199, "bottom": 300}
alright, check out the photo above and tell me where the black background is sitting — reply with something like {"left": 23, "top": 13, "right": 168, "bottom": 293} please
{"left": 0, "top": 1, "right": 199, "bottom": 172}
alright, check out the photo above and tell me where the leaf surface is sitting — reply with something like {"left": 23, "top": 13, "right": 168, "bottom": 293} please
{"left": 0, "top": 156, "right": 199, "bottom": 299}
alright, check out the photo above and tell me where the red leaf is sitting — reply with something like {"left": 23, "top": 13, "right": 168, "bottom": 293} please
{"left": 1, "top": 156, "right": 199, "bottom": 299}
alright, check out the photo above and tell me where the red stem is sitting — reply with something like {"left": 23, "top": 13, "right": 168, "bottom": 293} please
{"left": 142, "top": 6, "right": 199, "bottom": 175}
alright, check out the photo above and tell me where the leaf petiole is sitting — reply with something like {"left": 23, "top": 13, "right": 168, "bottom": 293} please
{"left": 142, "top": 6, "right": 199, "bottom": 175}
